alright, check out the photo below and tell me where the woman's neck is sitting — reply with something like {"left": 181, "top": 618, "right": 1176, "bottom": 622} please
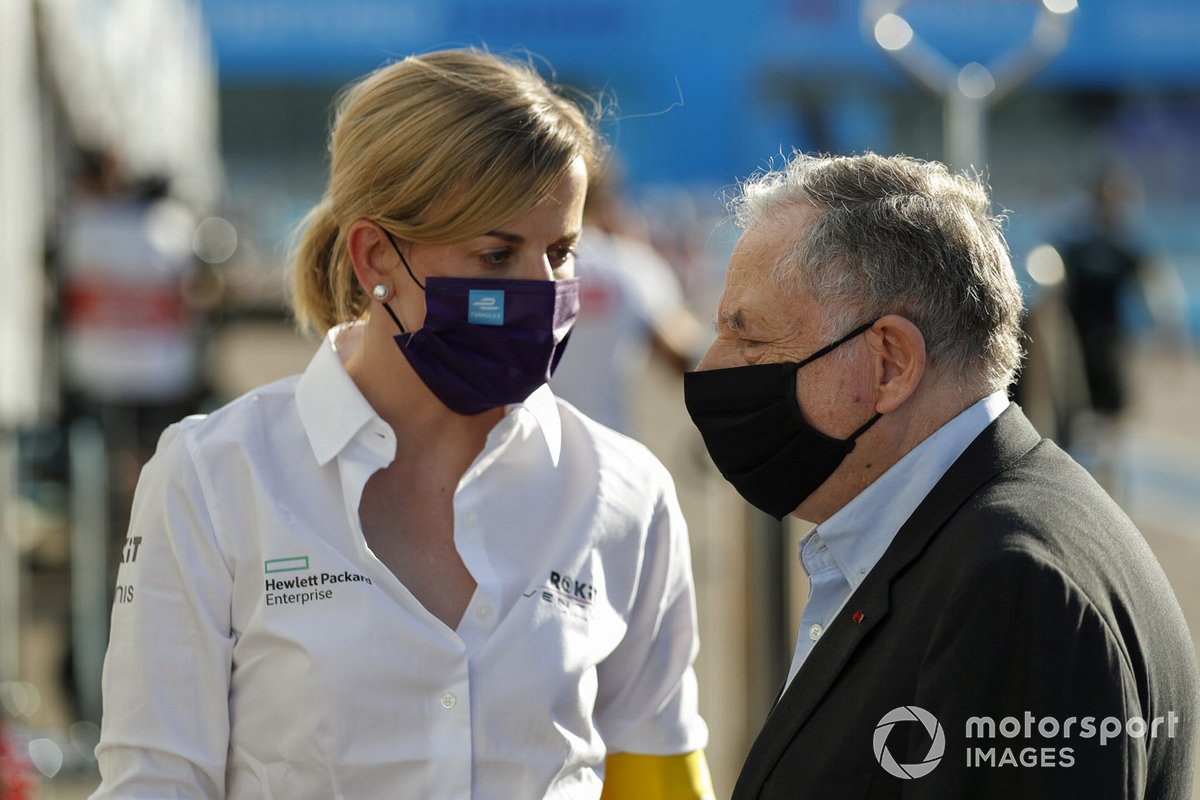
{"left": 343, "top": 318, "right": 505, "bottom": 465}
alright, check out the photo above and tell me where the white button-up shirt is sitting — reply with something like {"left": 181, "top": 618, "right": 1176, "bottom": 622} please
{"left": 92, "top": 323, "right": 708, "bottom": 800}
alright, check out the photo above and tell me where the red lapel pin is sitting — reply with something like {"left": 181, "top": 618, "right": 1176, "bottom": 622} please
{"left": 851, "top": 610, "right": 865, "bottom": 623}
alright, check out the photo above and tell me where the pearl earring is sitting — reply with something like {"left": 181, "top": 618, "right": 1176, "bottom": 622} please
{"left": 372, "top": 284, "right": 390, "bottom": 302}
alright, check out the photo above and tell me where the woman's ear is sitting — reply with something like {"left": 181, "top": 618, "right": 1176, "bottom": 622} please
{"left": 867, "top": 315, "right": 926, "bottom": 414}
{"left": 346, "top": 219, "right": 397, "bottom": 295}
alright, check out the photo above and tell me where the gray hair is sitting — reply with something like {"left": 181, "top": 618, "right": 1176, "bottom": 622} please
{"left": 730, "top": 151, "right": 1025, "bottom": 393}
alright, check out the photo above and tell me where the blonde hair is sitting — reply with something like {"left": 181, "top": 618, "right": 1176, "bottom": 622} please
{"left": 291, "top": 49, "right": 601, "bottom": 334}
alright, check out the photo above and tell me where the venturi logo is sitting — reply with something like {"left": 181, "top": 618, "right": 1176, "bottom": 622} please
{"left": 874, "top": 706, "right": 946, "bottom": 779}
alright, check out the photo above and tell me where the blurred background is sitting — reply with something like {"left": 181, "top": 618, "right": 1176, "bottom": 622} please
{"left": 2, "top": 0, "right": 1199, "bottom": 797}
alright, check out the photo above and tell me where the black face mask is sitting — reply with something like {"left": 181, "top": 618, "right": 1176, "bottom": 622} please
{"left": 683, "top": 320, "right": 882, "bottom": 520}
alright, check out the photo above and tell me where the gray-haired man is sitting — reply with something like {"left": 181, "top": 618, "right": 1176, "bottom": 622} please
{"left": 685, "top": 152, "right": 1199, "bottom": 798}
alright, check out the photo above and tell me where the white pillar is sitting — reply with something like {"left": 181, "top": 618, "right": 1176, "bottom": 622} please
{"left": 945, "top": 92, "right": 987, "bottom": 174}
{"left": 0, "top": 0, "right": 45, "bottom": 686}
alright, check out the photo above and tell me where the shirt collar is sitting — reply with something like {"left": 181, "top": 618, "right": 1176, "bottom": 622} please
{"left": 295, "top": 323, "right": 382, "bottom": 467}
{"left": 295, "top": 322, "right": 564, "bottom": 467}
{"left": 517, "top": 383, "right": 564, "bottom": 467}
{"left": 809, "top": 390, "right": 1010, "bottom": 584}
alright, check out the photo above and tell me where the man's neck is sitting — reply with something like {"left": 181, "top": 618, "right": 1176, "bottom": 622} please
{"left": 793, "top": 380, "right": 989, "bottom": 525}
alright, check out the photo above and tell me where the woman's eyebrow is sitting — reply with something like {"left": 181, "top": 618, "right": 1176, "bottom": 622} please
{"left": 481, "top": 229, "right": 583, "bottom": 244}
{"left": 482, "top": 230, "right": 524, "bottom": 244}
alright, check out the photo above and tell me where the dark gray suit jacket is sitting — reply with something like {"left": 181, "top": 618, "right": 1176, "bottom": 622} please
{"left": 732, "top": 405, "right": 1199, "bottom": 799}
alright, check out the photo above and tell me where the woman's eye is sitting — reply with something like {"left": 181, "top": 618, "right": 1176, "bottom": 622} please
{"left": 480, "top": 249, "right": 512, "bottom": 267}
{"left": 548, "top": 245, "right": 576, "bottom": 268}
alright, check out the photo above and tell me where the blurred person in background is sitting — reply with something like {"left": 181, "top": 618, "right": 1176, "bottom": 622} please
{"left": 684, "top": 151, "right": 1199, "bottom": 798}
{"left": 91, "top": 48, "right": 711, "bottom": 800}
{"left": 1061, "top": 167, "right": 1146, "bottom": 417}
{"left": 60, "top": 148, "right": 205, "bottom": 419}
{"left": 1054, "top": 162, "right": 1189, "bottom": 493}
{"left": 551, "top": 160, "right": 705, "bottom": 436}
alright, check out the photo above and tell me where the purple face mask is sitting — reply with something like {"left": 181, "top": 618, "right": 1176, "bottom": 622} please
{"left": 380, "top": 235, "right": 579, "bottom": 415}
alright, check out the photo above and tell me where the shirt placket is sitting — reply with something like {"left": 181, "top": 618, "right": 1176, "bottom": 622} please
{"left": 455, "top": 499, "right": 502, "bottom": 652}
{"left": 453, "top": 415, "right": 518, "bottom": 655}
{"left": 338, "top": 424, "right": 477, "bottom": 799}
{"left": 786, "top": 534, "right": 850, "bottom": 687}
{"left": 428, "top": 658, "right": 473, "bottom": 799}
{"left": 433, "top": 412, "right": 524, "bottom": 798}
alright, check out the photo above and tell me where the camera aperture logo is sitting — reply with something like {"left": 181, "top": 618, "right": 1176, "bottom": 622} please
{"left": 874, "top": 706, "right": 946, "bottom": 779}
{"left": 873, "top": 707, "right": 1183, "bottom": 777}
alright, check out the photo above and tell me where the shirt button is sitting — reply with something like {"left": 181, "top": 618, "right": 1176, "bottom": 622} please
{"left": 809, "top": 624, "right": 824, "bottom": 641}
{"left": 440, "top": 692, "right": 457, "bottom": 710}
{"left": 463, "top": 512, "right": 478, "bottom": 528}
{"left": 475, "top": 604, "right": 493, "bottom": 622}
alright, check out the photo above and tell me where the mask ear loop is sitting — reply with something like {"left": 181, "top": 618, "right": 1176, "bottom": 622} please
{"left": 384, "top": 231, "right": 425, "bottom": 290}
{"left": 848, "top": 411, "right": 883, "bottom": 440}
{"left": 796, "top": 319, "right": 878, "bottom": 368}
{"left": 378, "top": 230, "right": 426, "bottom": 335}
{"left": 795, "top": 318, "right": 884, "bottom": 439}
{"left": 380, "top": 299, "right": 408, "bottom": 335}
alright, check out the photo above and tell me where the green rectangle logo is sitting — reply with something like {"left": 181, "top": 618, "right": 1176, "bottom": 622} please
{"left": 264, "top": 556, "right": 309, "bottom": 574}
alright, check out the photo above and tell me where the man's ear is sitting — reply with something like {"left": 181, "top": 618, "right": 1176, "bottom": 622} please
{"left": 867, "top": 315, "right": 926, "bottom": 414}
{"left": 346, "top": 219, "right": 398, "bottom": 294}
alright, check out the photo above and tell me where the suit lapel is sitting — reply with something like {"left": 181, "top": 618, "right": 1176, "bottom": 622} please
{"left": 732, "top": 405, "right": 1043, "bottom": 799}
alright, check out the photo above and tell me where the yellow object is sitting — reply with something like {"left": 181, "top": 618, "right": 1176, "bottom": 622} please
{"left": 600, "top": 750, "right": 715, "bottom": 800}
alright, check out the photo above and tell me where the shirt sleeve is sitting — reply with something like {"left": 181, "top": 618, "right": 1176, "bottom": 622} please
{"left": 91, "top": 423, "right": 234, "bottom": 799}
{"left": 593, "top": 472, "right": 709, "bottom": 756}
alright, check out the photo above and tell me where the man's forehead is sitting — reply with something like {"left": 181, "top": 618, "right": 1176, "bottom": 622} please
{"left": 719, "top": 264, "right": 810, "bottom": 334}
{"left": 724, "top": 232, "right": 785, "bottom": 291}
{"left": 717, "top": 268, "right": 771, "bottom": 324}
{"left": 740, "top": 201, "right": 816, "bottom": 246}
{"left": 727, "top": 204, "right": 814, "bottom": 278}
{"left": 722, "top": 234, "right": 791, "bottom": 305}
{"left": 720, "top": 213, "right": 822, "bottom": 337}
{"left": 730, "top": 223, "right": 788, "bottom": 269}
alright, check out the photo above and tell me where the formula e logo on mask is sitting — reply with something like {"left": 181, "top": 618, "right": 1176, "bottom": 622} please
{"left": 468, "top": 290, "right": 505, "bottom": 325}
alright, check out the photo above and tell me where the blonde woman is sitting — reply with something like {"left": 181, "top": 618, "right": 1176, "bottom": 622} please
{"left": 92, "top": 49, "right": 711, "bottom": 799}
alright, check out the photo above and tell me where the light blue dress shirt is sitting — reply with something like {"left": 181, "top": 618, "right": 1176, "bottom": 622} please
{"left": 783, "top": 391, "right": 1011, "bottom": 691}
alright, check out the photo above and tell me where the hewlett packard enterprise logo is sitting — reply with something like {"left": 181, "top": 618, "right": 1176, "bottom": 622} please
{"left": 263, "top": 556, "right": 373, "bottom": 607}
